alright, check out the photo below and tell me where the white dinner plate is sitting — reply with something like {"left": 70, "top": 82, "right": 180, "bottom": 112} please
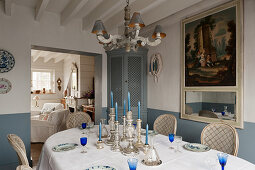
{"left": 52, "top": 143, "right": 78, "bottom": 152}
{"left": 183, "top": 143, "right": 210, "bottom": 152}
{"left": 85, "top": 166, "right": 116, "bottom": 170}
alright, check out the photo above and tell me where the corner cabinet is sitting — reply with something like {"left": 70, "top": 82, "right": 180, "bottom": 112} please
{"left": 107, "top": 48, "right": 148, "bottom": 126}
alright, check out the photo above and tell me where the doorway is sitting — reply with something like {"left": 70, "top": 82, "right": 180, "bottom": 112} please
{"left": 30, "top": 45, "right": 102, "bottom": 167}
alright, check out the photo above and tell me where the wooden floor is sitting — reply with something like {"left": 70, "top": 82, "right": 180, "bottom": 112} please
{"left": 31, "top": 143, "right": 43, "bottom": 167}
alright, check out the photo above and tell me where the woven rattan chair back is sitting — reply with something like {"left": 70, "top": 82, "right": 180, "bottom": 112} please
{"left": 201, "top": 122, "right": 239, "bottom": 156}
{"left": 16, "top": 165, "right": 33, "bottom": 170}
{"left": 66, "top": 112, "right": 92, "bottom": 129}
{"left": 7, "top": 134, "right": 29, "bottom": 165}
{"left": 153, "top": 114, "right": 177, "bottom": 136}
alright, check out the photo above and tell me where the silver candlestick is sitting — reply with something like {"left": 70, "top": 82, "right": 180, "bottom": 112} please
{"left": 134, "top": 119, "right": 143, "bottom": 148}
{"left": 121, "top": 115, "right": 127, "bottom": 141}
{"left": 122, "top": 111, "right": 139, "bottom": 155}
{"left": 96, "top": 140, "right": 104, "bottom": 149}
{"left": 111, "top": 121, "right": 122, "bottom": 152}
{"left": 106, "top": 108, "right": 115, "bottom": 146}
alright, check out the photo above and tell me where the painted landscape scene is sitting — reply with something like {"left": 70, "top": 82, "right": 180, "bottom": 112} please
{"left": 184, "top": 7, "right": 237, "bottom": 86}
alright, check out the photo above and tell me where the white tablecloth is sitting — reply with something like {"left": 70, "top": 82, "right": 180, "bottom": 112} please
{"left": 37, "top": 127, "right": 255, "bottom": 170}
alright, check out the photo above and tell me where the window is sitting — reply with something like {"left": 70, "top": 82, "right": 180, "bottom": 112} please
{"left": 31, "top": 69, "right": 55, "bottom": 92}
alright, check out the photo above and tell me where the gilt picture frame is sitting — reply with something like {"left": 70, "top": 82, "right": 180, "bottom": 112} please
{"left": 181, "top": 0, "right": 243, "bottom": 128}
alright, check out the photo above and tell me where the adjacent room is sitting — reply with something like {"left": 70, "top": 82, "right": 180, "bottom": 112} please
{"left": 0, "top": 0, "right": 254, "bottom": 170}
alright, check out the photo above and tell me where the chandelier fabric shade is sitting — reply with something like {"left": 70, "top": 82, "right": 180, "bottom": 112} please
{"left": 91, "top": 0, "right": 166, "bottom": 52}
{"left": 129, "top": 12, "right": 145, "bottom": 28}
{"left": 91, "top": 20, "right": 107, "bottom": 34}
{"left": 152, "top": 25, "right": 166, "bottom": 39}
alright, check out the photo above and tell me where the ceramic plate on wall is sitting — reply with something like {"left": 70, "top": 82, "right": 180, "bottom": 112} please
{"left": 0, "top": 50, "right": 15, "bottom": 73}
{"left": 0, "top": 78, "right": 12, "bottom": 94}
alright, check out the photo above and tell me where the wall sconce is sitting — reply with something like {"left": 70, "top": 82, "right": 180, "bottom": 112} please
{"left": 57, "top": 78, "right": 62, "bottom": 91}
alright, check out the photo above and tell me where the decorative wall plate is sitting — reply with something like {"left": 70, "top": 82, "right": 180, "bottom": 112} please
{"left": 0, "top": 78, "right": 12, "bottom": 94}
{"left": 149, "top": 53, "right": 163, "bottom": 83}
{"left": 0, "top": 50, "right": 15, "bottom": 73}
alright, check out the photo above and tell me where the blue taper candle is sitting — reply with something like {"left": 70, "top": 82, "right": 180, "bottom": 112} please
{"left": 123, "top": 99, "right": 126, "bottom": 116}
{"left": 111, "top": 91, "right": 113, "bottom": 108}
{"left": 128, "top": 92, "right": 131, "bottom": 111}
{"left": 138, "top": 101, "right": 141, "bottom": 119}
{"left": 99, "top": 122, "right": 102, "bottom": 141}
{"left": 146, "top": 124, "right": 149, "bottom": 145}
{"left": 115, "top": 102, "right": 118, "bottom": 121}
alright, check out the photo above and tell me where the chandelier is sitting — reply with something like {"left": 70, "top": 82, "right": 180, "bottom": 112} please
{"left": 91, "top": 0, "right": 166, "bottom": 52}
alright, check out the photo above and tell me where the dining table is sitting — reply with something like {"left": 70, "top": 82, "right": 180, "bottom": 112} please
{"left": 37, "top": 125, "right": 255, "bottom": 170}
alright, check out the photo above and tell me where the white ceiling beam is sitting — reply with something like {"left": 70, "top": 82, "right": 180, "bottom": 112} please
{"left": 104, "top": 0, "right": 203, "bottom": 32}
{"left": 54, "top": 54, "right": 66, "bottom": 63}
{"left": 4, "top": 0, "right": 13, "bottom": 16}
{"left": 61, "top": 0, "right": 89, "bottom": 26}
{"left": 44, "top": 55, "right": 54, "bottom": 63}
{"left": 141, "top": 0, "right": 203, "bottom": 27}
{"left": 98, "top": 0, "right": 137, "bottom": 21}
{"left": 33, "top": 55, "right": 41, "bottom": 63}
{"left": 35, "top": 0, "right": 50, "bottom": 21}
{"left": 82, "top": 0, "right": 120, "bottom": 31}
{"left": 77, "top": 0, "right": 103, "bottom": 18}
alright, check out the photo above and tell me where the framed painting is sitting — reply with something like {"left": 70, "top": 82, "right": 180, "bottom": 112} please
{"left": 181, "top": 0, "right": 243, "bottom": 128}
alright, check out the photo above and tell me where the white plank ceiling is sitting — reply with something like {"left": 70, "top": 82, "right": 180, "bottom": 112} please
{"left": 3, "top": 0, "right": 203, "bottom": 31}
{"left": 31, "top": 49, "right": 76, "bottom": 63}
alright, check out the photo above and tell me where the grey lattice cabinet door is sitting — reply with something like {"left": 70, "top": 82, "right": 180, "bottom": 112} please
{"left": 107, "top": 48, "right": 148, "bottom": 126}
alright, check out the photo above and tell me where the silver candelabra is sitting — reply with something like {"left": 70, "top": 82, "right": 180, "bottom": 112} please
{"left": 106, "top": 108, "right": 115, "bottom": 146}
{"left": 121, "top": 115, "right": 127, "bottom": 141}
{"left": 122, "top": 111, "right": 139, "bottom": 155}
{"left": 134, "top": 119, "right": 143, "bottom": 148}
{"left": 111, "top": 121, "right": 122, "bottom": 152}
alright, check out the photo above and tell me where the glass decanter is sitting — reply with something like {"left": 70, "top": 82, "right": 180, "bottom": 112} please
{"left": 100, "top": 119, "right": 108, "bottom": 138}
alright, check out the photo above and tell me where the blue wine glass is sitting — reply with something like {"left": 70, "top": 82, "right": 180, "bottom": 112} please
{"left": 81, "top": 123, "right": 87, "bottom": 134}
{"left": 127, "top": 158, "right": 138, "bottom": 170}
{"left": 168, "top": 134, "right": 175, "bottom": 149}
{"left": 217, "top": 153, "right": 228, "bottom": 170}
{"left": 80, "top": 137, "right": 87, "bottom": 153}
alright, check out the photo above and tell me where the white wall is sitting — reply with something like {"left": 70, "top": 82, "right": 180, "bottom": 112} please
{"left": 186, "top": 91, "right": 202, "bottom": 103}
{"left": 146, "top": 0, "right": 255, "bottom": 123}
{"left": 0, "top": 2, "right": 107, "bottom": 114}
{"left": 31, "top": 57, "right": 64, "bottom": 107}
{"left": 202, "top": 92, "right": 235, "bottom": 104}
{"left": 80, "top": 55, "right": 95, "bottom": 95}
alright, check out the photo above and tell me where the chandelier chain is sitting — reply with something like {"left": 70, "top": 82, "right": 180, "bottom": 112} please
{"left": 126, "top": 0, "right": 129, "bottom": 6}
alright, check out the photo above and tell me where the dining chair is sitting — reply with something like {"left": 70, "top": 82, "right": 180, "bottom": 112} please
{"left": 16, "top": 165, "right": 33, "bottom": 170}
{"left": 201, "top": 122, "right": 239, "bottom": 156}
{"left": 199, "top": 110, "right": 218, "bottom": 118}
{"left": 153, "top": 114, "right": 177, "bottom": 136}
{"left": 66, "top": 112, "right": 92, "bottom": 129}
{"left": 7, "top": 134, "right": 29, "bottom": 166}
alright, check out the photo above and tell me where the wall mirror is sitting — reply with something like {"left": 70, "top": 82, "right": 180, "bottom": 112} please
{"left": 181, "top": 0, "right": 243, "bottom": 128}
{"left": 185, "top": 91, "right": 236, "bottom": 120}
{"left": 71, "top": 62, "right": 78, "bottom": 91}
{"left": 182, "top": 90, "right": 242, "bottom": 128}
